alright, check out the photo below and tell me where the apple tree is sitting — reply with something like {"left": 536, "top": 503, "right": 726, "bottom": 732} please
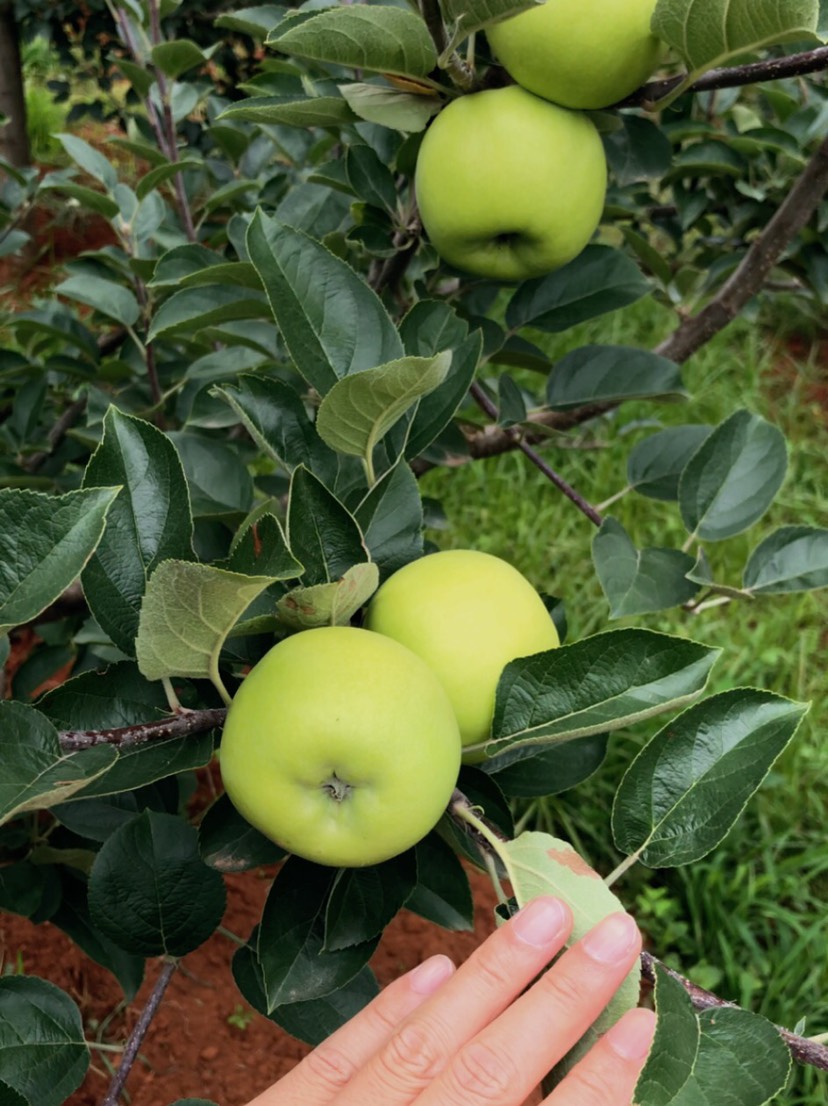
{"left": 0, "top": 0, "right": 827, "bottom": 1103}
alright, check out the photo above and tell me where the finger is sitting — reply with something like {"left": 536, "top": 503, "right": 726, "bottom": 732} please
{"left": 246, "top": 954, "right": 455, "bottom": 1106}
{"left": 547, "top": 1007, "right": 657, "bottom": 1106}
{"left": 421, "top": 911, "right": 643, "bottom": 1106}
{"left": 335, "top": 896, "right": 573, "bottom": 1106}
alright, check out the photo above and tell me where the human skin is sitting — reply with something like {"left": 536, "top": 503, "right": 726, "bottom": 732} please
{"left": 219, "top": 627, "right": 461, "bottom": 867}
{"left": 244, "top": 898, "right": 656, "bottom": 1106}
{"left": 365, "top": 550, "right": 560, "bottom": 757}
{"left": 487, "top": 0, "right": 662, "bottom": 110}
{"left": 414, "top": 86, "right": 606, "bottom": 281}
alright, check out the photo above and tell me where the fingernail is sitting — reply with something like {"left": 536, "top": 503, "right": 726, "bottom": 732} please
{"left": 582, "top": 912, "right": 640, "bottom": 964}
{"left": 605, "top": 1008, "right": 657, "bottom": 1061}
{"left": 512, "top": 896, "right": 569, "bottom": 948}
{"left": 409, "top": 955, "right": 455, "bottom": 995}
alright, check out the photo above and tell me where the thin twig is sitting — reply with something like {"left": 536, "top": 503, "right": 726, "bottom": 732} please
{"left": 59, "top": 707, "right": 227, "bottom": 750}
{"left": 469, "top": 382, "right": 603, "bottom": 527}
{"left": 100, "top": 959, "right": 177, "bottom": 1106}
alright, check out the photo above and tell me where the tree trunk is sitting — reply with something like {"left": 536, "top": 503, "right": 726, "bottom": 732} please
{"left": 0, "top": 1, "right": 30, "bottom": 167}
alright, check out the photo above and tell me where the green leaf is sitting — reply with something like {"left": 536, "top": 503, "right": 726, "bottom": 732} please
{"left": 228, "top": 512, "right": 304, "bottom": 581}
{"left": 743, "top": 526, "right": 828, "bottom": 595}
{"left": 286, "top": 467, "right": 367, "bottom": 586}
{"left": 0, "top": 487, "right": 120, "bottom": 635}
{"left": 501, "top": 832, "right": 639, "bottom": 1072}
{"left": 325, "top": 851, "right": 417, "bottom": 951}
{"left": 678, "top": 409, "right": 788, "bottom": 541}
{"left": 257, "top": 858, "right": 380, "bottom": 1012}
{"left": 56, "top": 133, "right": 118, "bottom": 190}
{"left": 627, "top": 425, "right": 713, "bottom": 501}
{"left": 216, "top": 4, "right": 285, "bottom": 38}
{"left": 218, "top": 95, "right": 358, "bottom": 127}
{"left": 612, "top": 689, "right": 809, "bottom": 868}
{"left": 246, "top": 212, "right": 403, "bottom": 395}
{"left": 0, "top": 977, "right": 89, "bottom": 1106}
{"left": 151, "top": 40, "right": 207, "bottom": 78}
{"left": 637, "top": 966, "right": 791, "bottom": 1106}
{"left": 488, "top": 629, "right": 719, "bottom": 758}
{"left": 316, "top": 352, "right": 452, "bottom": 470}
{"left": 167, "top": 431, "right": 255, "bottom": 519}
{"left": 505, "top": 246, "right": 651, "bottom": 334}
{"left": 346, "top": 144, "right": 398, "bottom": 213}
{"left": 652, "top": 0, "right": 821, "bottom": 80}
{"left": 440, "top": 0, "right": 542, "bottom": 36}
{"left": 135, "top": 561, "right": 279, "bottom": 682}
{"left": 88, "top": 811, "right": 226, "bottom": 957}
{"left": 406, "top": 833, "right": 473, "bottom": 931}
{"left": 405, "top": 334, "right": 482, "bottom": 461}
{"left": 199, "top": 794, "right": 286, "bottom": 873}
{"left": 55, "top": 276, "right": 141, "bottom": 328}
{"left": 267, "top": 6, "right": 438, "bottom": 79}
{"left": 547, "top": 345, "right": 686, "bottom": 410}
{"left": 276, "top": 562, "right": 379, "bottom": 630}
{"left": 38, "top": 180, "right": 120, "bottom": 219}
{"left": 148, "top": 286, "right": 269, "bottom": 341}
{"left": 484, "top": 734, "right": 607, "bottom": 798}
{"left": 81, "top": 407, "right": 194, "bottom": 657}
{"left": 354, "top": 462, "right": 424, "bottom": 579}
{"left": 136, "top": 158, "right": 203, "bottom": 202}
{"left": 0, "top": 702, "right": 116, "bottom": 828}
{"left": 339, "top": 83, "right": 440, "bottom": 132}
{"left": 603, "top": 114, "right": 673, "bottom": 186}
{"left": 215, "top": 374, "right": 337, "bottom": 483}
{"left": 592, "top": 517, "right": 699, "bottom": 618}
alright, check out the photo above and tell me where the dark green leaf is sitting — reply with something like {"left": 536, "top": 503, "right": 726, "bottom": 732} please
{"left": 246, "top": 212, "right": 403, "bottom": 395}
{"left": 484, "top": 734, "right": 607, "bottom": 798}
{"left": 406, "top": 833, "right": 473, "bottom": 931}
{"left": 286, "top": 467, "right": 367, "bottom": 586}
{"left": 82, "top": 408, "right": 194, "bottom": 656}
{"left": 593, "top": 517, "right": 699, "bottom": 617}
{"left": 505, "top": 246, "right": 651, "bottom": 333}
{"left": 354, "top": 462, "right": 423, "bottom": 579}
{"left": 743, "top": 526, "right": 828, "bottom": 595}
{"left": 325, "top": 851, "right": 417, "bottom": 951}
{"left": 228, "top": 512, "right": 303, "bottom": 581}
{"left": 345, "top": 144, "right": 398, "bottom": 212}
{"left": 603, "top": 114, "right": 673, "bottom": 186}
{"left": 88, "top": 811, "right": 226, "bottom": 957}
{"left": 440, "top": 0, "right": 542, "bottom": 36}
{"left": 547, "top": 345, "right": 685, "bottom": 410}
{"left": 148, "top": 286, "right": 269, "bottom": 341}
{"left": 55, "top": 276, "right": 140, "bottom": 328}
{"left": 613, "top": 689, "right": 809, "bottom": 868}
{"left": 0, "top": 977, "right": 88, "bottom": 1106}
{"left": 627, "top": 425, "right": 713, "bottom": 501}
{"left": 405, "top": 332, "right": 481, "bottom": 460}
{"left": 218, "top": 95, "right": 358, "bottom": 127}
{"left": 151, "top": 40, "right": 207, "bottom": 78}
{"left": 678, "top": 410, "right": 788, "bottom": 541}
{"left": 199, "top": 793, "right": 286, "bottom": 872}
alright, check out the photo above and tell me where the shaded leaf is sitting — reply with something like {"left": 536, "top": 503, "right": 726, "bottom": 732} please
{"left": 547, "top": 345, "right": 685, "bottom": 410}
{"left": 627, "top": 425, "right": 712, "bottom": 501}
{"left": 743, "top": 526, "right": 828, "bottom": 595}
{"left": 593, "top": 517, "right": 699, "bottom": 617}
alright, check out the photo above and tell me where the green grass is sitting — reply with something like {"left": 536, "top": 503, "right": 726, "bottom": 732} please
{"left": 422, "top": 297, "right": 828, "bottom": 1103}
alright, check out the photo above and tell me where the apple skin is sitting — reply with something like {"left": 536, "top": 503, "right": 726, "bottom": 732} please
{"left": 414, "top": 85, "right": 606, "bottom": 281}
{"left": 487, "top": 0, "right": 662, "bottom": 111}
{"left": 365, "top": 550, "right": 560, "bottom": 760}
{"left": 219, "top": 626, "right": 461, "bottom": 867}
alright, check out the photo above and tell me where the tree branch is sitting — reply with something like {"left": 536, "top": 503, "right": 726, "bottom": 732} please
{"left": 448, "top": 789, "right": 828, "bottom": 1073}
{"left": 469, "top": 382, "right": 604, "bottom": 526}
{"left": 100, "top": 959, "right": 177, "bottom": 1106}
{"left": 656, "top": 132, "right": 828, "bottom": 365}
{"left": 59, "top": 707, "right": 227, "bottom": 751}
{"left": 621, "top": 46, "right": 828, "bottom": 108}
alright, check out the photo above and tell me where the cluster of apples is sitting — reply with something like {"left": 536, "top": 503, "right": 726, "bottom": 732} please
{"left": 415, "top": 0, "right": 662, "bottom": 281}
{"left": 220, "top": 550, "right": 560, "bottom": 867}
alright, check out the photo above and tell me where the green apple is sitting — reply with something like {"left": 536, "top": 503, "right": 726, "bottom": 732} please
{"left": 487, "top": 0, "right": 662, "bottom": 111}
{"left": 414, "top": 85, "right": 606, "bottom": 281}
{"left": 219, "top": 626, "right": 461, "bottom": 867}
{"left": 365, "top": 550, "right": 559, "bottom": 759}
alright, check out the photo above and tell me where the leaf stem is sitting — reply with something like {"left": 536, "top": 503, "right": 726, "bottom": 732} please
{"left": 450, "top": 790, "right": 520, "bottom": 898}
{"left": 604, "top": 849, "right": 643, "bottom": 888}
{"left": 209, "top": 652, "right": 233, "bottom": 707}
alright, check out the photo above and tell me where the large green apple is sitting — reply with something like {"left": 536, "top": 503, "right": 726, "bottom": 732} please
{"left": 487, "top": 0, "right": 662, "bottom": 110}
{"left": 414, "top": 85, "right": 606, "bottom": 281}
{"left": 219, "top": 627, "right": 461, "bottom": 867}
{"left": 365, "top": 550, "right": 559, "bottom": 759}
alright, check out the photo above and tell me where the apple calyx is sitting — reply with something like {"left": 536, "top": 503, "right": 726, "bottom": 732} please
{"left": 321, "top": 772, "right": 353, "bottom": 802}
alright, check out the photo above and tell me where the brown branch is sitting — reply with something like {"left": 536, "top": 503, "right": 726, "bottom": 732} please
{"left": 470, "top": 382, "right": 603, "bottom": 526}
{"left": 59, "top": 707, "right": 227, "bottom": 751}
{"left": 656, "top": 132, "right": 828, "bottom": 365}
{"left": 100, "top": 959, "right": 177, "bottom": 1106}
{"left": 449, "top": 789, "right": 828, "bottom": 1074}
{"left": 621, "top": 46, "right": 828, "bottom": 108}
{"left": 639, "top": 952, "right": 828, "bottom": 1072}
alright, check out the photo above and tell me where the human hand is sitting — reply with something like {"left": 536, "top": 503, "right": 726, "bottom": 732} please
{"left": 246, "top": 897, "right": 656, "bottom": 1106}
